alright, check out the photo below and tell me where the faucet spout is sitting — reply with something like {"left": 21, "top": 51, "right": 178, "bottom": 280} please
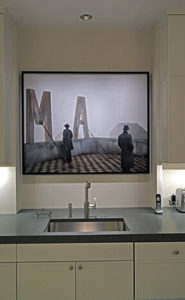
{"left": 84, "top": 181, "right": 91, "bottom": 218}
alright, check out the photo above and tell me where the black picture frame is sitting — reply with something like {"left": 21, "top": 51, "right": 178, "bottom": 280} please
{"left": 22, "top": 71, "right": 150, "bottom": 175}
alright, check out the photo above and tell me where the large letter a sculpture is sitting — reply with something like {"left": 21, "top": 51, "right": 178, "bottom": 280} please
{"left": 73, "top": 96, "right": 89, "bottom": 139}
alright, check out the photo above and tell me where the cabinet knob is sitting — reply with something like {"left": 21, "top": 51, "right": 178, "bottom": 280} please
{"left": 173, "top": 249, "right": 179, "bottom": 255}
{"left": 69, "top": 265, "right": 74, "bottom": 270}
{"left": 78, "top": 264, "right": 83, "bottom": 270}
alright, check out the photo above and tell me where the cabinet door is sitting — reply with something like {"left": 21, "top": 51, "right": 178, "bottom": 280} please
{"left": 17, "top": 262, "right": 75, "bottom": 300}
{"left": 0, "top": 263, "right": 16, "bottom": 300}
{"left": 136, "top": 261, "right": 185, "bottom": 299}
{"left": 76, "top": 261, "right": 133, "bottom": 300}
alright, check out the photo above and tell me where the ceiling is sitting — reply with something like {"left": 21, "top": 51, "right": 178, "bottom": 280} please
{"left": 1, "top": 0, "right": 185, "bottom": 30}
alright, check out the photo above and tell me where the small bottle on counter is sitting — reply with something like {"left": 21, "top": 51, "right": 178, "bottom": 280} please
{"left": 155, "top": 194, "right": 163, "bottom": 214}
{"left": 171, "top": 193, "right": 176, "bottom": 206}
{"left": 68, "top": 203, "right": 72, "bottom": 218}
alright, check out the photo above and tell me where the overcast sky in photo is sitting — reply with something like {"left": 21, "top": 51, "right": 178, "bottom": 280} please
{"left": 23, "top": 73, "right": 148, "bottom": 142}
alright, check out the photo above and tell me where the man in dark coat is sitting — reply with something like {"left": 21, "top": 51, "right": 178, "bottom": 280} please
{"left": 118, "top": 125, "right": 134, "bottom": 173}
{"left": 63, "top": 123, "right": 73, "bottom": 163}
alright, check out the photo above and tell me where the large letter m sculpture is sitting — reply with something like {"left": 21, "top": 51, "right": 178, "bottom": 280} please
{"left": 26, "top": 89, "right": 52, "bottom": 144}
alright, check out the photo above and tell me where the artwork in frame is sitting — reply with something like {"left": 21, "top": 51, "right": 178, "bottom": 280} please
{"left": 22, "top": 72, "right": 149, "bottom": 175}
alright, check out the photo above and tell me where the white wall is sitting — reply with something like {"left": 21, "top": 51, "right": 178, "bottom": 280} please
{"left": 21, "top": 175, "right": 153, "bottom": 209}
{"left": 19, "top": 29, "right": 152, "bottom": 72}
{"left": 17, "top": 28, "right": 155, "bottom": 209}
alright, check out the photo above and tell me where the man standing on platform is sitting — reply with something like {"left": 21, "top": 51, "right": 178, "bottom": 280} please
{"left": 63, "top": 123, "right": 73, "bottom": 164}
{"left": 118, "top": 125, "right": 134, "bottom": 173}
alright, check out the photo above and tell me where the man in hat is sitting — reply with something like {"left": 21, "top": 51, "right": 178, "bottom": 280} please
{"left": 63, "top": 123, "right": 73, "bottom": 164}
{"left": 118, "top": 125, "right": 134, "bottom": 173}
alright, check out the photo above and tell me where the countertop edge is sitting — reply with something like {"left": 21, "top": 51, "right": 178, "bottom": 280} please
{"left": 1, "top": 233, "right": 185, "bottom": 244}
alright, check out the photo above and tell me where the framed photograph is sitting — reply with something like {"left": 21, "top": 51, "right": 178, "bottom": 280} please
{"left": 22, "top": 72, "right": 149, "bottom": 174}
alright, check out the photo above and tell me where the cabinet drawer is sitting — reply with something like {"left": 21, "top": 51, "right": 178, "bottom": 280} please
{"left": 135, "top": 242, "right": 185, "bottom": 261}
{"left": 17, "top": 243, "right": 133, "bottom": 262}
{"left": 0, "top": 245, "right": 16, "bottom": 262}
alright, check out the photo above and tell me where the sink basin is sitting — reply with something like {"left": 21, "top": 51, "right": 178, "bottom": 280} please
{"left": 45, "top": 218, "right": 128, "bottom": 232}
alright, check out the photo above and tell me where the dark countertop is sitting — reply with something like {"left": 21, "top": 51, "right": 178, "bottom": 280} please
{"left": 0, "top": 207, "right": 185, "bottom": 244}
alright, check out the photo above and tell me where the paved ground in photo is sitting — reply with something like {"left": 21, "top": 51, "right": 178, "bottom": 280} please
{"left": 24, "top": 154, "right": 149, "bottom": 174}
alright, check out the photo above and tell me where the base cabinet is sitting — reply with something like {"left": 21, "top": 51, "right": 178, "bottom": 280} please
{"left": 0, "top": 263, "right": 16, "bottom": 300}
{"left": 17, "top": 243, "right": 133, "bottom": 300}
{"left": 136, "top": 261, "right": 185, "bottom": 299}
{"left": 17, "top": 262, "right": 75, "bottom": 300}
{"left": 17, "top": 260, "right": 133, "bottom": 300}
{"left": 135, "top": 242, "right": 185, "bottom": 299}
{"left": 3, "top": 241, "right": 185, "bottom": 299}
{"left": 0, "top": 245, "right": 16, "bottom": 300}
{"left": 76, "top": 261, "right": 133, "bottom": 300}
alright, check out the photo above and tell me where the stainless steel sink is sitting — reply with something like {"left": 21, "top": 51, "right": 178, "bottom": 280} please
{"left": 45, "top": 218, "right": 128, "bottom": 232}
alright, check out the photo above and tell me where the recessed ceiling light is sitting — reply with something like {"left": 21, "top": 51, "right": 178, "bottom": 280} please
{"left": 80, "top": 14, "right": 92, "bottom": 21}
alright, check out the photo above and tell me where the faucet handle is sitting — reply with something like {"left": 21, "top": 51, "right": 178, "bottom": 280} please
{"left": 68, "top": 203, "right": 72, "bottom": 218}
{"left": 85, "top": 181, "right": 91, "bottom": 189}
{"left": 89, "top": 203, "right": 96, "bottom": 209}
{"left": 89, "top": 197, "right": 96, "bottom": 209}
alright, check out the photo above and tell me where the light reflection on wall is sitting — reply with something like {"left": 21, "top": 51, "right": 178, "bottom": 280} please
{"left": 163, "top": 170, "right": 185, "bottom": 188}
{"left": 0, "top": 167, "right": 9, "bottom": 188}
{"left": 157, "top": 165, "right": 185, "bottom": 207}
{"left": 0, "top": 166, "right": 16, "bottom": 214}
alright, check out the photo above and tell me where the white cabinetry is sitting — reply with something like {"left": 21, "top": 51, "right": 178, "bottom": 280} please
{"left": 0, "top": 7, "right": 17, "bottom": 165}
{"left": 76, "top": 260, "right": 133, "bottom": 300}
{"left": 2, "top": 240, "right": 185, "bottom": 299}
{"left": 0, "top": 244, "right": 16, "bottom": 300}
{"left": 159, "top": 10, "right": 185, "bottom": 162}
{"left": 135, "top": 242, "right": 185, "bottom": 299}
{"left": 18, "top": 262, "right": 75, "bottom": 300}
{"left": 17, "top": 243, "right": 133, "bottom": 300}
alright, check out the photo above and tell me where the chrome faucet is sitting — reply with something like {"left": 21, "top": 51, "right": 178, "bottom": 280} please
{"left": 84, "top": 181, "right": 96, "bottom": 218}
